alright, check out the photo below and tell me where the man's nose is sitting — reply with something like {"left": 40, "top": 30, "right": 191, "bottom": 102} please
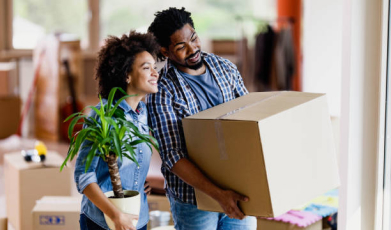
{"left": 187, "top": 43, "right": 197, "bottom": 55}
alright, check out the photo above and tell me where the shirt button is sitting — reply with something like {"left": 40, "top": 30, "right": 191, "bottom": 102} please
{"left": 135, "top": 181, "right": 138, "bottom": 185}
{"left": 137, "top": 166, "right": 140, "bottom": 169}
{"left": 140, "top": 150, "right": 143, "bottom": 153}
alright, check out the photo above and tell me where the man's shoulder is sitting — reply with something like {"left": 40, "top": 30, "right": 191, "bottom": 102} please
{"left": 203, "top": 52, "right": 237, "bottom": 70}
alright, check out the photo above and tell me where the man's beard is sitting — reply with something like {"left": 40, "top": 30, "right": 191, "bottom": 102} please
{"left": 179, "top": 50, "right": 204, "bottom": 70}
{"left": 186, "top": 57, "right": 204, "bottom": 70}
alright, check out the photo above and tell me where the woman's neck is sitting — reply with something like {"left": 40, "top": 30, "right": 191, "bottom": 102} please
{"left": 125, "top": 95, "right": 143, "bottom": 111}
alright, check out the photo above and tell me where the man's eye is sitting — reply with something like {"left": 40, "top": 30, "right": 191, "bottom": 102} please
{"left": 143, "top": 67, "right": 149, "bottom": 70}
{"left": 178, "top": 46, "right": 185, "bottom": 50}
{"left": 192, "top": 37, "right": 197, "bottom": 42}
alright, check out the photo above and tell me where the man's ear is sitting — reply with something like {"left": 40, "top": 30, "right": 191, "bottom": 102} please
{"left": 161, "top": 47, "right": 169, "bottom": 58}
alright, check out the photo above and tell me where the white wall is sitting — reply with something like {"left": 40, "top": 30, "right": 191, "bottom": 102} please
{"left": 302, "top": 0, "right": 343, "bottom": 117}
{"left": 339, "top": 0, "right": 384, "bottom": 229}
{"left": 303, "top": 0, "right": 385, "bottom": 229}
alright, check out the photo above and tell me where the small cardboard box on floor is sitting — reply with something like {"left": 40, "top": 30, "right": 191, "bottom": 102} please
{"left": 182, "top": 92, "right": 340, "bottom": 217}
{"left": 257, "top": 219, "right": 322, "bottom": 230}
{"left": 4, "top": 151, "right": 72, "bottom": 230}
{"left": 32, "top": 196, "right": 81, "bottom": 230}
{"left": 148, "top": 195, "right": 171, "bottom": 212}
{"left": 257, "top": 210, "right": 323, "bottom": 230}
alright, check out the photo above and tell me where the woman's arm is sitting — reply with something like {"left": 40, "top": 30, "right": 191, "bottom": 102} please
{"left": 83, "top": 183, "right": 138, "bottom": 230}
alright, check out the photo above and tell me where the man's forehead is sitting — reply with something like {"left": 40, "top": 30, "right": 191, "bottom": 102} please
{"left": 170, "top": 24, "right": 196, "bottom": 45}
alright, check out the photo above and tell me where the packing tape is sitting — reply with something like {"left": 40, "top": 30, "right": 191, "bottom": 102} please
{"left": 214, "top": 92, "right": 284, "bottom": 160}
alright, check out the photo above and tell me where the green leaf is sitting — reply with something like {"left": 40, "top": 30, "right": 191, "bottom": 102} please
{"left": 84, "top": 142, "right": 99, "bottom": 173}
{"left": 71, "top": 129, "right": 92, "bottom": 161}
{"left": 105, "top": 116, "right": 119, "bottom": 133}
{"left": 109, "top": 94, "right": 134, "bottom": 117}
{"left": 124, "top": 143, "right": 139, "bottom": 166}
{"left": 64, "top": 112, "right": 83, "bottom": 123}
{"left": 118, "top": 126, "right": 126, "bottom": 140}
{"left": 107, "top": 87, "right": 119, "bottom": 113}
{"left": 112, "top": 129, "right": 123, "bottom": 162}
{"left": 86, "top": 105, "right": 102, "bottom": 117}
{"left": 129, "top": 139, "right": 147, "bottom": 146}
{"left": 60, "top": 144, "right": 74, "bottom": 171}
{"left": 68, "top": 116, "right": 83, "bottom": 140}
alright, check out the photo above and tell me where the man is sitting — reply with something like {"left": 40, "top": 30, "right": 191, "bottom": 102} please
{"left": 147, "top": 7, "right": 257, "bottom": 230}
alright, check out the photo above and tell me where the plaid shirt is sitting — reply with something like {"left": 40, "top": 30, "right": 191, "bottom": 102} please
{"left": 147, "top": 52, "right": 248, "bottom": 205}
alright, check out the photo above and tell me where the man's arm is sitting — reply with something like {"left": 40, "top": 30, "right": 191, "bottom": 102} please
{"left": 147, "top": 83, "right": 247, "bottom": 219}
{"left": 171, "top": 158, "right": 248, "bottom": 219}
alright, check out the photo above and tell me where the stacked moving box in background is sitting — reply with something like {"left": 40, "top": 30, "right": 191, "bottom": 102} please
{"left": 0, "top": 62, "right": 20, "bottom": 140}
{"left": 0, "top": 216, "right": 6, "bottom": 230}
{"left": 4, "top": 151, "right": 73, "bottom": 230}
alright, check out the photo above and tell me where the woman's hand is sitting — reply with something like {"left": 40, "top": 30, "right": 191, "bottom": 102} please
{"left": 144, "top": 181, "right": 151, "bottom": 195}
{"left": 113, "top": 212, "right": 139, "bottom": 230}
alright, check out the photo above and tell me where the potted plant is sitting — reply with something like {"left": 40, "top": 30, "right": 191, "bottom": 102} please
{"left": 60, "top": 87, "right": 158, "bottom": 229}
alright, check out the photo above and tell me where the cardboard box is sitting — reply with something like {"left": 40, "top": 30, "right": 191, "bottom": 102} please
{"left": 257, "top": 210, "right": 323, "bottom": 230}
{"left": 32, "top": 196, "right": 81, "bottom": 230}
{"left": 257, "top": 218, "right": 322, "bottom": 230}
{"left": 0, "top": 62, "right": 18, "bottom": 97}
{"left": 0, "top": 216, "right": 6, "bottom": 230}
{"left": 4, "top": 151, "right": 73, "bottom": 230}
{"left": 0, "top": 97, "right": 20, "bottom": 139}
{"left": 182, "top": 92, "right": 340, "bottom": 217}
{"left": 148, "top": 195, "right": 171, "bottom": 212}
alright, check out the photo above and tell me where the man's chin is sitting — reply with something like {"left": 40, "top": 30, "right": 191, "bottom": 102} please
{"left": 187, "top": 60, "right": 203, "bottom": 70}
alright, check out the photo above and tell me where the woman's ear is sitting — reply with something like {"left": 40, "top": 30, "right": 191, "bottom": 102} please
{"left": 126, "top": 77, "right": 131, "bottom": 84}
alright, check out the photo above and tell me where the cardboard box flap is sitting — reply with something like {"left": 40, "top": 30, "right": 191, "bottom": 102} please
{"left": 33, "top": 196, "right": 81, "bottom": 212}
{"left": 185, "top": 92, "right": 325, "bottom": 122}
{"left": 4, "top": 151, "right": 65, "bottom": 170}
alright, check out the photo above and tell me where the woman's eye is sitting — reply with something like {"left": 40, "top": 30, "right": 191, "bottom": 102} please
{"left": 143, "top": 67, "right": 149, "bottom": 70}
{"left": 178, "top": 46, "right": 185, "bottom": 50}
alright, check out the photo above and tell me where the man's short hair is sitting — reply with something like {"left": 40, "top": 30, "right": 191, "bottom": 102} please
{"left": 148, "top": 7, "right": 194, "bottom": 60}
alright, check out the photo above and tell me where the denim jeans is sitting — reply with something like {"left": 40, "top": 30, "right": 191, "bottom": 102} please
{"left": 80, "top": 214, "right": 147, "bottom": 230}
{"left": 168, "top": 196, "right": 257, "bottom": 230}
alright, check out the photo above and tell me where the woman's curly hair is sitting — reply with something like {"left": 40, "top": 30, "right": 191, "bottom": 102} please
{"left": 95, "top": 30, "right": 160, "bottom": 99}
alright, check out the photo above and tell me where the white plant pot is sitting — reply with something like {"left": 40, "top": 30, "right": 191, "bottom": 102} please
{"left": 104, "top": 190, "right": 140, "bottom": 230}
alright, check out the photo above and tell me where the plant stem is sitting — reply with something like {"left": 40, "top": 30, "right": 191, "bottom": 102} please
{"left": 107, "top": 152, "right": 124, "bottom": 198}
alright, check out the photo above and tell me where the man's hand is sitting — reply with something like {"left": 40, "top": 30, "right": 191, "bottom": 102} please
{"left": 215, "top": 190, "right": 248, "bottom": 220}
{"left": 113, "top": 212, "right": 138, "bottom": 230}
{"left": 171, "top": 158, "right": 249, "bottom": 220}
{"left": 144, "top": 181, "right": 151, "bottom": 195}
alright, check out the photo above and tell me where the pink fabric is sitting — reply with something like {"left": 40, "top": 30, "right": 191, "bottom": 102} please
{"left": 264, "top": 210, "right": 322, "bottom": 228}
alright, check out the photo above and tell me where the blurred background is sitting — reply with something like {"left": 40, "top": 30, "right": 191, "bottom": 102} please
{"left": 0, "top": 0, "right": 389, "bottom": 229}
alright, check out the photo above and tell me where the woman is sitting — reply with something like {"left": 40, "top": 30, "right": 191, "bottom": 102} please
{"left": 74, "top": 31, "right": 160, "bottom": 230}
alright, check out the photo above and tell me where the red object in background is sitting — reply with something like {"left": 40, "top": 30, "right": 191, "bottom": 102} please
{"left": 61, "top": 60, "right": 83, "bottom": 142}
{"left": 277, "top": 0, "right": 302, "bottom": 91}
